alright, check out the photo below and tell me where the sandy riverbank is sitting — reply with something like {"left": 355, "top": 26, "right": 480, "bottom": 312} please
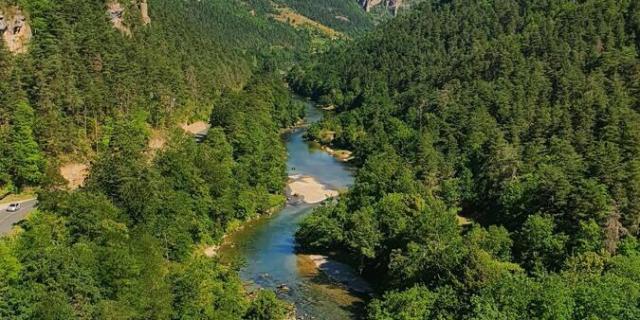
{"left": 203, "top": 176, "right": 340, "bottom": 257}
{"left": 203, "top": 245, "right": 219, "bottom": 258}
{"left": 203, "top": 175, "right": 336, "bottom": 257}
{"left": 287, "top": 175, "right": 339, "bottom": 204}
{"left": 298, "top": 254, "right": 373, "bottom": 295}
{"left": 321, "top": 146, "right": 354, "bottom": 162}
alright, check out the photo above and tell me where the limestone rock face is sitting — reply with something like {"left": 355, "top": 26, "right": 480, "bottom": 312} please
{"left": 0, "top": 14, "right": 7, "bottom": 33}
{"left": 107, "top": 2, "right": 131, "bottom": 35}
{"left": 358, "top": 0, "right": 406, "bottom": 16}
{"left": 107, "top": 1, "right": 150, "bottom": 35}
{"left": 0, "top": 8, "right": 32, "bottom": 54}
{"left": 388, "top": 0, "right": 403, "bottom": 15}
{"left": 139, "top": 0, "right": 151, "bottom": 25}
{"left": 359, "top": 0, "right": 384, "bottom": 12}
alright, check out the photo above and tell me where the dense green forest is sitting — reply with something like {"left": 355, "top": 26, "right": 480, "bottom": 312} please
{"left": 293, "top": 0, "right": 640, "bottom": 318}
{"left": 0, "top": 73, "right": 302, "bottom": 318}
{"left": 0, "top": 0, "right": 314, "bottom": 193}
{"left": 0, "top": 0, "right": 328, "bottom": 318}
{"left": 274, "top": 0, "right": 373, "bottom": 34}
{"left": 6, "top": 0, "right": 640, "bottom": 318}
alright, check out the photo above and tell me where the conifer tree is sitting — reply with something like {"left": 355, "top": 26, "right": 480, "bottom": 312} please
{"left": 9, "top": 101, "right": 44, "bottom": 188}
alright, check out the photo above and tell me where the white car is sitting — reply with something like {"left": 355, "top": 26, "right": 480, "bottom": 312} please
{"left": 6, "top": 203, "right": 21, "bottom": 212}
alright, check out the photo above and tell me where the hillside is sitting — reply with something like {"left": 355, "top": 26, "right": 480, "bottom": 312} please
{"left": 275, "top": 0, "right": 374, "bottom": 34}
{"left": 0, "top": 0, "right": 352, "bottom": 193}
{"left": 293, "top": 0, "right": 640, "bottom": 318}
{"left": 357, "top": 0, "right": 419, "bottom": 15}
{"left": 0, "top": 73, "right": 303, "bottom": 318}
{"left": 0, "top": 0, "right": 337, "bottom": 318}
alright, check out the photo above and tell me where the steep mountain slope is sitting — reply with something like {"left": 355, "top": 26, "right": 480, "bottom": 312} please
{"left": 293, "top": 0, "right": 640, "bottom": 318}
{"left": 0, "top": 0, "right": 332, "bottom": 192}
{"left": 276, "top": 0, "right": 374, "bottom": 34}
{"left": 358, "top": 0, "right": 407, "bottom": 16}
{"left": 358, "top": 0, "right": 425, "bottom": 22}
{"left": 0, "top": 0, "right": 314, "bottom": 318}
{"left": 0, "top": 75, "right": 302, "bottom": 318}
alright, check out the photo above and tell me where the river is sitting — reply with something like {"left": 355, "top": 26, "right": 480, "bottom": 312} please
{"left": 219, "top": 101, "right": 368, "bottom": 319}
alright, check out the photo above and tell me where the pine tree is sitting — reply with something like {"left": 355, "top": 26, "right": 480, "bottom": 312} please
{"left": 9, "top": 101, "right": 44, "bottom": 188}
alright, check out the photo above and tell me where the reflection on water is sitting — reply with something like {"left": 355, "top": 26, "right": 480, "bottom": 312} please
{"left": 219, "top": 101, "right": 365, "bottom": 319}
{"left": 286, "top": 130, "right": 356, "bottom": 189}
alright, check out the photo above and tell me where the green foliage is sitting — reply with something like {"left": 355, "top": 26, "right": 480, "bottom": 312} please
{"left": 367, "top": 285, "right": 457, "bottom": 320}
{"left": 8, "top": 101, "right": 44, "bottom": 188}
{"left": 170, "top": 257, "right": 247, "bottom": 319}
{"left": 0, "top": 0, "right": 311, "bottom": 187}
{"left": 274, "top": 0, "right": 373, "bottom": 34}
{"left": 244, "top": 290, "right": 290, "bottom": 320}
{"left": 469, "top": 266, "right": 640, "bottom": 320}
{"left": 515, "top": 215, "right": 568, "bottom": 273}
{"left": 296, "top": 203, "right": 346, "bottom": 251}
{"left": 0, "top": 67, "right": 301, "bottom": 318}
{"left": 295, "top": 0, "right": 640, "bottom": 318}
{"left": 210, "top": 75, "right": 299, "bottom": 218}
{"left": 0, "top": 0, "right": 347, "bottom": 318}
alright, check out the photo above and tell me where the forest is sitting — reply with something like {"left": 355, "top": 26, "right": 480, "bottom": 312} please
{"left": 292, "top": 0, "right": 640, "bottom": 318}
{"left": 274, "top": 0, "right": 373, "bottom": 34}
{"left": 0, "top": 0, "right": 323, "bottom": 318}
{"left": 0, "top": 72, "right": 303, "bottom": 318}
{"left": 0, "top": 0, "right": 314, "bottom": 193}
{"left": 3, "top": 0, "right": 640, "bottom": 318}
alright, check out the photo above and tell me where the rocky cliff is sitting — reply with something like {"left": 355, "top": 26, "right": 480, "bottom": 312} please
{"left": 107, "top": 2, "right": 131, "bottom": 35}
{"left": 139, "top": 0, "right": 151, "bottom": 25}
{"left": 358, "top": 0, "right": 403, "bottom": 15}
{"left": 0, "top": 7, "right": 32, "bottom": 54}
{"left": 358, "top": 0, "right": 419, "bottom": 16}
{"left": 107, "top": 0, "right": 151, "bottom": 35}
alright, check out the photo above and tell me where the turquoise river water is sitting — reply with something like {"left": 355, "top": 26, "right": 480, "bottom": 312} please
{"left": 219, "top": 102, "right": 368, "bottom": 319}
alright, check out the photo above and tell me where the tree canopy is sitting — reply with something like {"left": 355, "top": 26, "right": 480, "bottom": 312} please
{"left": 0, "top": 73, "right": 300, "bottom": 318}
{"left": 294, "top": 0, "right": 640, "bottom": 318}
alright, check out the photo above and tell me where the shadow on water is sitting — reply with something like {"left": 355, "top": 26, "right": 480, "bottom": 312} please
{"left": 295, "top": 254, "right": 371, "bottom": 316}
{"left": 218, "top": 100, "right": 369, "bottom": 319}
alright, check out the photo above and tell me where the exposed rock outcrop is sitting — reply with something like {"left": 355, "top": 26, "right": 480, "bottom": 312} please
{"left": 60, "top": 163, "right": 89, "bottom": 190}
{"left": 181, "top": 121, "right": 210, "bottom": 143}
{"left": 107, "top": 1, "right": 150, "bottom": 35}
{"left": 0, "top": 14, "right": 6, "bottom": 32}
{"left": 139, "top": 0, "right": 150, "bottom": 25}
{"left": 0, "top": 8, "right": 32, "bottom": 54}
{"left": 359, "top": 0, "right": 384, "bottom": 12}
{"left": 388, "top": 0, "right": 403, "bottom": 15}
{"left": 358, "top": 0, "right": 405, "bottom": 16}
{"left": 107, "top": 2, "right": 131, "bottom": 35}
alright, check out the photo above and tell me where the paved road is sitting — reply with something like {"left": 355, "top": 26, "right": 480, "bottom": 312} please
{"left": 0, "top": 199, "right": 37, "bottom": 235}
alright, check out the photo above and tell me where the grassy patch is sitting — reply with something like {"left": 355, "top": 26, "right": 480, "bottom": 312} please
{"left": 457, "top": 215, "right": 472, "bottom": 226}
{"left": 0, "top": 191, "right": 37, "bottom": 205}
{"left": 271, "top": 5, "right": 343, "bottom": 39}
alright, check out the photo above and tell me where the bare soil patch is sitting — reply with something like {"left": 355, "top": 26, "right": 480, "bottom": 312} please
{"left": 181, "top": 121, "right": 210, "bottom": 135}
{"left": 287, "top": 175, "right": 338, "bottom": 204}
{"left": 60, "top": 163, "right": 89, "bottom": 190}
{"left": 203, "top": 245, "right": 219, "bottom": 258}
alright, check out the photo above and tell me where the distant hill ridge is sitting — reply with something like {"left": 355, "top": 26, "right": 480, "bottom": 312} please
{"left": 0, "top": 0, "right": 355, "bottom": 191}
